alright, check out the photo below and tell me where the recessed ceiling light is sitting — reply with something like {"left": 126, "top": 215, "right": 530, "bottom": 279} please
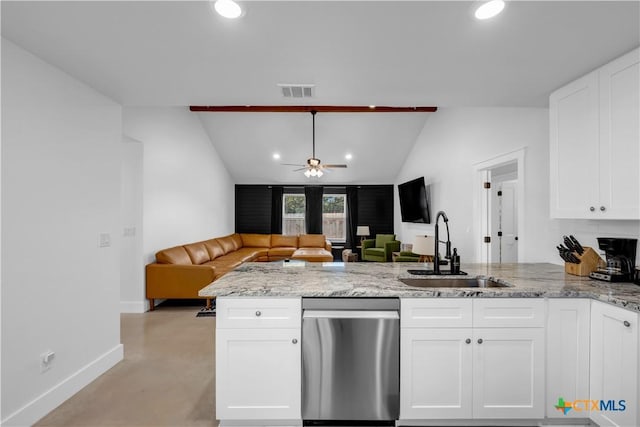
{"left": 474, "top": 0, "right": 505, "bottom": 20}
{"left": 213, "top": 0, "right": 243, "bottom": 19}
{"left": 369, "top": 105, "right": 376, "bottom": 109}
{"left": 272, "top": 153, "right": 281, "bottom": 160}
{"left": 345, "top": 153, "right": 353, "bottom": 160}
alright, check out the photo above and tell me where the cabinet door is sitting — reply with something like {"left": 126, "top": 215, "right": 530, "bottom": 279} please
{"left": 546, "top": 299, "right": 591, "bottom": 419}
{"left": 598, "top": 48, "right": 640, "bottom": 219}
{"left": 472, "top": 328, "right": 545, "bottom": 419}
{"left": 400, "top": 328, "right": 472, "bottom": 419}
{"left": 590, "top": 302, "right": 638, "bottom": 427}
{"left": 549, "top": 72, "right": 599, "bottom": 218}
{"left": 216, "top": 328, "right": 301, "bottom": 420}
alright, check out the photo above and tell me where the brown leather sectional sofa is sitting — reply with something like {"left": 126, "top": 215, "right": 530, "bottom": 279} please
{"left": 145, "top": 233, "right": 333, "bottom": 310}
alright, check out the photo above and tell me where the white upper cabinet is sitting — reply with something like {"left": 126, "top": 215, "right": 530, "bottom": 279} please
{"left": 550, "top": 47, "right": 639, "bottom": 219}
{"left": 598, "top": 50, "right": 640, "bottom": 218}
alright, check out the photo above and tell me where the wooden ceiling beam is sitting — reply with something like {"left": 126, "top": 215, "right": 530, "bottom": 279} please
{"left": 189, "top": 105, "right": 437, "bottom": 113}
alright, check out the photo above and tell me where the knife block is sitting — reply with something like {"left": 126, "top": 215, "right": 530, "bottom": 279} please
{"left": 565, "top": 247, "right": 605, "bottom": 276}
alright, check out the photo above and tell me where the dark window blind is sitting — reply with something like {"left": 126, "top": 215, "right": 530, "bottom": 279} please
{"left": 357, "top": 185, "right": 394, "bottom": 237}
{"left": 235, "top": 185, "right": 272, "bottom": 234}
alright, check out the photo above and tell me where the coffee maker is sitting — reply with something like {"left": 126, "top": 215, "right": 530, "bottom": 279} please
{"left": 589, "top": 237, "right": 638, "bottom": 282}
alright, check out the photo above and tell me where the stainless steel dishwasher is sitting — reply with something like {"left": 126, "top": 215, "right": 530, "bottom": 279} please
{"left": 302, "top": 298, "right": 400, "bottom": 424}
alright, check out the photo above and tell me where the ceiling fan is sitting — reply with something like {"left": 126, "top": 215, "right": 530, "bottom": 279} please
{"left": 282, "top": 110, "right": 347, "bottom": 177}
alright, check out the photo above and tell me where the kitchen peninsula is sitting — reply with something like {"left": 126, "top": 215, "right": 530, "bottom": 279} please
{"left": 200, "top": 262, "right": 640, "bottom": 427}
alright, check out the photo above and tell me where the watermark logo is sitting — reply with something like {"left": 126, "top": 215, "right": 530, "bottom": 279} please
{"left": 555, "top": 397, "right": 572, "bottom": 415}
{"left": 555, "top": 397, "right": 627, "bottom": 415}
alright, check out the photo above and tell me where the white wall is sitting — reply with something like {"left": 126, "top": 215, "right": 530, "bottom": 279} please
{"left": 1, "top": 38, "right": 123, "bottom": 425}
{"left": 122, "top": 107, "right": 235, "bottom": 268}
{"left": 395, "top": 107, "right": 640, "bottom": 265}
{"left": 120, "top": 137, "right": 144, "bottom": 313}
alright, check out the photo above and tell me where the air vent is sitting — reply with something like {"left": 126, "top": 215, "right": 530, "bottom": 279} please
{"left": 278, "top": 84, "right": 315, "bottom": 98}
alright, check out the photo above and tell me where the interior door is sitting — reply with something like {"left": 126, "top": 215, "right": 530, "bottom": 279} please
{"left": 499, "top": 181, "right": 518, "bottom": 263}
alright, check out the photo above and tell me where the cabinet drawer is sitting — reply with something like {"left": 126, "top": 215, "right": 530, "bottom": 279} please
{"left": 217, "top": 297, "right": 301, "bottom": 329}
{"left": 473, "top": 299, "right": 545, "bottom": 328}
{"left": 401, "top": 298, "right": 473, "bottom": 328}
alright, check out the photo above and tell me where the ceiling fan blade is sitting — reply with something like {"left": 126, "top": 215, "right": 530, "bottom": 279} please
{"left": 323, "top": 164, "right": 348, "bottom": 168}
{"left": 292, "top": 167, "right": 308, "bottom": 172}
{"left": 281, "top": 163, "right": 306, "bottom": 167}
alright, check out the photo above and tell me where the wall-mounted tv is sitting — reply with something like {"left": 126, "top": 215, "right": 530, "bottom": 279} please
{"left": 398, "top": 177, "right": 431, "bottom": 223}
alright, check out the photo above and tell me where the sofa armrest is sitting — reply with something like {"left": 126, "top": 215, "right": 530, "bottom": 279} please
{"left": 325, "top": 241, "right": 333, "bottom": 251}
{"left": 383, "top": 241, "right": 401, "bottom": 261}
{"left": 145, "top": 263, "right": 216, "bottom": 299}
{"left": 385, "top": 240, "right": 401, "bottom": 254}
{"left": 362, "top": 239, "right": 375, "bottom": 249}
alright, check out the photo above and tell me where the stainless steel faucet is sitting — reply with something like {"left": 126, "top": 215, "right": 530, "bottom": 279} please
{"left": 434, "top": 210, "right": 452, "bottom": 275}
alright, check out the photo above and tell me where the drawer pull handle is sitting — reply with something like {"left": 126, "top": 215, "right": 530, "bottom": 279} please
{"left": 255, "top": 311, "right": 262, "bottom": 317}
{"left": 465, "top": 338, "right": 471, "bottom": 344}
{"left": 477, "top": 339, "right": 483, "bottom": 344}
{"left": 624, "top": 320, "right": 631, "bottom": 327}
{"left": 590, "top": 206, "right": 595, "bottom": 212}
{"left": 292, "top": 338, "right": 298, "bottom": 344}
{"left": 600, "top": 206, "right": 606, "bottom": 212}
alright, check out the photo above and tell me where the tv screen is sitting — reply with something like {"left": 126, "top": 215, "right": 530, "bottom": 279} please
{"left": 398, "top": 177, "right": 430, "bottom": 223}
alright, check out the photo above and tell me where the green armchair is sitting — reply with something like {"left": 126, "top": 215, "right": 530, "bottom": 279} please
{"left": 362, "top": 234, "right": 400, "bottom": 262}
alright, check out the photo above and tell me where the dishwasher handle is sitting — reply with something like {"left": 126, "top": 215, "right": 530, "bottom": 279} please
{"left": 303, "top": 310, "right": 399, "bottom": 319}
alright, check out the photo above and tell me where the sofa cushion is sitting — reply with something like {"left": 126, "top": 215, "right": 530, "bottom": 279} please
{"left": 268, "top": 247, "right": 297, "bottom": 257}
{"left": 205, "top": 259, "right": 241, "bottom": 279}
{"left": 204, "top": 239, "right": 224, "bottom": 260}
{"left": 271, "top": 234, "right": 298, "bottom": 248}
{"left": 217, "top": 236, "right": 236, "bottom": 254}
{"left": 298, "top": 234, "right": 326, "bottom": 248}
{"left": 375, "top": 234, "right": 396, "bottom": 248}
{"left": 233, "top": 248, "right": 269, "bottom": 262}
{"left": 241, "top": 233, "right": 271, "bottom": 248}
{"left": 183, "top": 242, "right": 211, "bottom": 265}
{"left": 156, "top": 246, "right": 192, "bottom": 265}
{"left": 365, "top": 247, "right": 385, "bottom": 256}
{"left": 231, "top": 233, "right": 243, "bottom": 250}
{"left": 291, "top": 248, "right": 333, "bottom": 262}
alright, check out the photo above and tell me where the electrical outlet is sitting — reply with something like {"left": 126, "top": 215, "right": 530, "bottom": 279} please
{"left": 123, "top": 227, "right": 136, "bottom": 237}
{"left": 41, "top": 350, "right": 55, "bottom": 372}
{"left": 98, "top": 233, "right": 111, "bottom": 248}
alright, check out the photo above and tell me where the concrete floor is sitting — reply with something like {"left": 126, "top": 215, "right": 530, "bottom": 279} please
{"left": 35, "top": 305, "right": 217, "bottom": 427}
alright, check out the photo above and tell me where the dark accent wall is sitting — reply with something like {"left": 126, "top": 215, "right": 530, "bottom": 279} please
{"left": 357, "top": 186, "right": 395, "bottom": 236}
{"left": 235, "top": 185, "right": 272, "bottom": 234}
{"left": 234, "top": 184, "right": 394, "bottom": 237}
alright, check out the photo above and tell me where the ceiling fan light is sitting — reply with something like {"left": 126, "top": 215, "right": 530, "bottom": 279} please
{"left": 316, "top": 170, "right": 324, "bottom": 177}
{"left": 310, "top": 168, "right": 318, "bottom": 177}
{"left": 474, "top": 0, "right": 505, "bottom": 20}
{"left": 213, "top": 0, "right": 243, "bottom": 19}
{"left": 304, "top": 170, "right": 312, "bottom": 178}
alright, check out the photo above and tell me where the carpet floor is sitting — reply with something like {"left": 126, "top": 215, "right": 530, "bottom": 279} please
{"left": 34, "top": 304, "right": 217, "bottom": 427}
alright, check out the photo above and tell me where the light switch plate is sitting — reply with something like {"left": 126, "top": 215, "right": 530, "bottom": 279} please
{"left": 98, "top": 233, "right": 111, "bottom": 248}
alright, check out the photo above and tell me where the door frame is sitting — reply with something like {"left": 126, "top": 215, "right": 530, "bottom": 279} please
{"left": 473, "top": 148, "right": 526, "bottom": 263}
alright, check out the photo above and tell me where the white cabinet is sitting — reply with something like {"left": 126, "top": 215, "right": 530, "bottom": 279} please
{"left": 590, "top": 301, "right": 639, "bottom": 427}
{"left": 546, "top": 299, "right": 591, "bottom": 419}
{"left": 400, "top": 299, "right": 545, "bottom": 420}
{"left": 550, "top": 47, "right": 639, "bottom": 219}
{"left": 216, "top": 297, "right": 301, "bottom": 422}
{"left": 472, "top": 328, "right": 545, "bottom": 419}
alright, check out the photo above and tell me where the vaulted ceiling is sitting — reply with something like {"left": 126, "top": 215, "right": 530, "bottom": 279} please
{"left": 2, "top": 1, "right": 638, "bottom": 184}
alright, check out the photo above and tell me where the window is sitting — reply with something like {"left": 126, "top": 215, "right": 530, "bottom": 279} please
{"left": 283, "top": 194, "right": 305, "bottom": 235}
{"left": 322, "top": 194, "right": 347, "bottom": 241}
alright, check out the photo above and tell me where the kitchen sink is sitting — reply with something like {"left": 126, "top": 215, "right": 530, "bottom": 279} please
{"left": 399, "top": 277, "right": 509, "bottom": 288}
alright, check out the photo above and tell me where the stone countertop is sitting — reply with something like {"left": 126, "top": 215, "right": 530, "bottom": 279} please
{"left": 198, "top": 261, "right": 640, "bottom": 313}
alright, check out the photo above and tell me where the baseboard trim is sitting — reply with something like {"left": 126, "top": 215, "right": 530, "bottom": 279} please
{"left": 120, "top": 300, "right": 148, "bottom": 313}
{"left": 1, "top": 344, "right": 124, "bottom": 427}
